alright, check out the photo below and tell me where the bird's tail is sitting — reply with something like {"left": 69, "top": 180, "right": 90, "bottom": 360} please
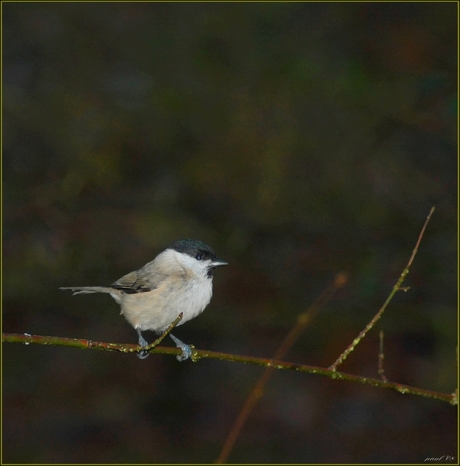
{"left": 60, "top": 286, "right": 114, "bottom": 295}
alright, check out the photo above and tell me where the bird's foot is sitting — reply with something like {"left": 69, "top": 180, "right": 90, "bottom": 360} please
{"left": 136, "top": 329, "right": 150, "bottom": 359}
{"left": 170, "top": 334, "right": 192, "bottom": 361}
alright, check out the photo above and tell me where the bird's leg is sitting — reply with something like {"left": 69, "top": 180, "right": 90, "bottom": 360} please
{"left": 136, "top": 328, "right": 150, "bottom": 359}
{"left": 170, "top": 334, "right": 192, "bottom": 361}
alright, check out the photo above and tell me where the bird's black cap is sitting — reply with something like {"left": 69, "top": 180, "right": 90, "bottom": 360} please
{"left": 167, "top": 239, "right": 227, "bottom": 277}
{"left": 167, "top": 239, "right": 218, "bottom": 261}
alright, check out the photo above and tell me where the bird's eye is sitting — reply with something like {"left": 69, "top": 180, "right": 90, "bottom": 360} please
{"left": 196, "top": 253, "right": 203, "bottom": 261}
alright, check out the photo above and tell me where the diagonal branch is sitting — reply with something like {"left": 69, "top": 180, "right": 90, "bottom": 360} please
{"left": 215, "top": 271, "right": 349, "bottom": 464}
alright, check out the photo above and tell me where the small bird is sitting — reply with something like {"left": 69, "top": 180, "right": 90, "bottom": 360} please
{"left": 60, "top": 239, "right": 227, "bottom": 360}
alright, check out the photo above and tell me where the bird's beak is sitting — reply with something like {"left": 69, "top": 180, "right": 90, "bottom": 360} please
{"left": 211, "top": 259, "right": 228, "bottom": 267}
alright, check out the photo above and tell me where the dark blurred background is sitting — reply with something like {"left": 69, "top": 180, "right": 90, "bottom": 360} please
{"left": 2, "top": 2, "right": 457, "bottom": 463}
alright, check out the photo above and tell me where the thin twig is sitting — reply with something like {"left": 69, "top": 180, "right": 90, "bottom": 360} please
{"left": 329, "top": 206, "right": 435, "bottom": 371}
{"left": 143, "top": 312, "right": 183, "bottom": 355}
{"left": 378, "top": 330, "right": 388, "bottom": 382}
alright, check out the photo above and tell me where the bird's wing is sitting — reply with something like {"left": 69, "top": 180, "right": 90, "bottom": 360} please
{"left": 111, "top": 253, "right": 184, "bottom": 294}
{"left": 111, "top": 270, "right": 156, "bottom": 294}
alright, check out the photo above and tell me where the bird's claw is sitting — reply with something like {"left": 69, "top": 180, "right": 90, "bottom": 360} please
{"left": 170, "top": 334, "right": 192, "bottom": 361}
